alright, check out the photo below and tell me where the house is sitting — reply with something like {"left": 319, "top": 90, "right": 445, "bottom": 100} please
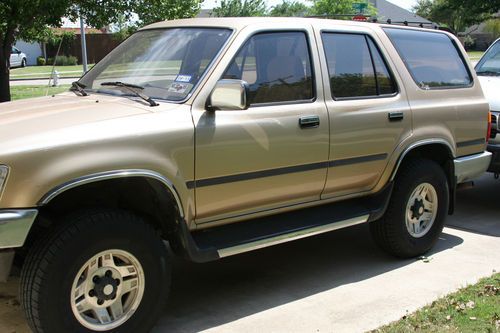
{"left": 13, "top": 40, "right": 43, "bottom": 66}
{"left": 462, "top": 12, "right": 500, "bottom": 50}
{"left": 369, "top": 0, "right": 434, "bottom": 27}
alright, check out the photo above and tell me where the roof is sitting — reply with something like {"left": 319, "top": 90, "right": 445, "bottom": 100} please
{"left": 142, "top": 17, "right": 379, "bottom": 31}
{"left": 141, "top": 17, "right": 449, "bottom": 38}
{"left": 369, "top": 0, "right": 431, "bottom": 24}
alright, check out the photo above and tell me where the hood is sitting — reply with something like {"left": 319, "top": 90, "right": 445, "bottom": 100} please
{"left": 0, "top": 92, "right": 183, "bottom": 156}
{"left": 478, "top": 76, "right": 500, "bottom": 112}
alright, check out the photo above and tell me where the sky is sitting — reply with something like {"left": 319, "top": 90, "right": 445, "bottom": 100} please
{"left": 201, "top": 0, "right": 418, "bottom": 11}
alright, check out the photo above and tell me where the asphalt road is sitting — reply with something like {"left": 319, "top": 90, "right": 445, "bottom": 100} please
{"left": 1, "top": 174, "right": 499, "bottom": 333}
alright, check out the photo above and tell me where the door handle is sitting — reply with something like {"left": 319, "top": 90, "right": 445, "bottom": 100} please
{"left": 299, "top": 116, "right": 320, "bottom": 129}
{"left": 388, "top": 111, "right": 404, "bottom": 121}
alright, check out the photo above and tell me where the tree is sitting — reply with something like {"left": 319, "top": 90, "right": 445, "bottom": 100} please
{"left": 311, "top": 0, "right": 376, "bottom": 18}
{"left": 413, "top": 0, "right": 500, "bottom": 34}
{"left": 0, "top": 0, "right": 202, "bottom": 103}
{"left": 270, "top": 1, "right": 310, "bottom": 17}
{"left": 484, "top": 19, "right": 500, "bottom": 40}
{"left": 134, "top": 0, "right": 203, "bottom": 26}
{"left": 212, "top": 0, "right": 267, "bottom": 17}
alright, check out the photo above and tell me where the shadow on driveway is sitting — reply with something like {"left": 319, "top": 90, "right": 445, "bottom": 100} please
{"left": 154, "top": 224, "right": 463, "bottom": 333}
{"left": 447, "top": 174, "right": 500, "bottom": 237}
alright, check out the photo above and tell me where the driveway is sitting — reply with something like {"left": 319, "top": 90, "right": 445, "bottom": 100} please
{"left": 1, "top": 174, "right": 499, "bottom": 333}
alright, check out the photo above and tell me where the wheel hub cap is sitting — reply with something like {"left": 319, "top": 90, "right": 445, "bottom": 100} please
{"left": 405, "top": 183, "right": 438, "bottom": 238}
{"left": 94, "top": 275, "right": 118, "bottom": 301}
{"left": 70, "top": 250, "right": 145, "bottom": 331}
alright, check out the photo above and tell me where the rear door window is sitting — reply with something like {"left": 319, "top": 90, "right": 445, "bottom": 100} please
{"left": 321, "top": 32, "right": 397, "bottom": 99}
{"left": 384, "top": 28, "right": 472, "bottom": 89}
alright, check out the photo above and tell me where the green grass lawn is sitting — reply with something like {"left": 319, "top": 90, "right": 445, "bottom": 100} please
{"left": 10, "top": 85, "right": 71, "bottom": 100}
{"left": 467, "top": 51, "right": 485, "bottom": 61}
{"left": 10, "top": 65, "right": 94, "bottom": 80}
{"left": 372, "top": 272, "right": 500, "bottom": 333}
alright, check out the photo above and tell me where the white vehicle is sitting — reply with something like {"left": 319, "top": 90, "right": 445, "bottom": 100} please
{"left": 476, "top": 38, "right": 500, "bottom": 174}
{"left": 9, "top": 46, "right": 27, "bottom": 68}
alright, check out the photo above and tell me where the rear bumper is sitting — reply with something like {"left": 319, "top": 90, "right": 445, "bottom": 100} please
{"left": 0, "top": 209, "right": 38, "bottom": 250}
{"left": 454, "top": 151, "right": 492, "bottom": 183}
{"left": 487, "top": 143, "right": 500, "bottom": 173}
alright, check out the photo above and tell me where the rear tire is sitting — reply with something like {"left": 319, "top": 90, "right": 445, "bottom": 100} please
{"left": 370, "top": 159, "right": 449, "bottom": 258}
{"left": 20, "top": 209, "right": 170, "bottom": 333}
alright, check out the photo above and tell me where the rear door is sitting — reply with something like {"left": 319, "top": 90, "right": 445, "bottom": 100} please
{"left": 315, "top": 26, "right": 412, "bottom": 199}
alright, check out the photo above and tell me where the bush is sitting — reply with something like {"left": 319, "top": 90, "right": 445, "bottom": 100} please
{"left": 463, "top": 35, "right": 475, "bottom": 51}
{"left": 47, "top": 57, "right": 54, "bottom": 65}
{"left": 36, "top": 56, "right": 46, "bottom": 66}
{"left": 54, "top": 55, "right": 67, "bottom": 65}
{"left": 67, "top": 56, "right": 78, "bottom": 65}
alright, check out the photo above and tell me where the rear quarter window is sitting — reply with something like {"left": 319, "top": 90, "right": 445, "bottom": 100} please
{"left": 384, "top": 28, "right": 472, "bottom": 89}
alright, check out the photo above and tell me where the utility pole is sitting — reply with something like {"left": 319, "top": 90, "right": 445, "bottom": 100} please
{"left": 80, "top": 16, "right": 88, "bottom": 73}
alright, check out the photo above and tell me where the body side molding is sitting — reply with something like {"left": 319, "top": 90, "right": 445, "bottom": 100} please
{"left": 37, "top": 169, "right": 185, "bottom": 218}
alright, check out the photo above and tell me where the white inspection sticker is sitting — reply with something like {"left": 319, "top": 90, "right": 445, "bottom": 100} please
{"left": 175, "top": 75, "right": 192, "bottom": 83}
{"left": 168, "top": 82, "right": 189, "bottom": 94}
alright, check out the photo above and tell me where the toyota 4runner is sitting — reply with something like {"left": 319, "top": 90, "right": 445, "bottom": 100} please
{"left": 0, "top": 18, "right": 492, "bottom": 332}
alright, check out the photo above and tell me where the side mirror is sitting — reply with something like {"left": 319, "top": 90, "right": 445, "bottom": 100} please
{"left": 208, "top": 79, "right": 249, "bottom": 111}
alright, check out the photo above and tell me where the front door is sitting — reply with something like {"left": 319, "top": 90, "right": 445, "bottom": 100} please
{"left": 192, "top": 30, "right": 329, "bottom": 224}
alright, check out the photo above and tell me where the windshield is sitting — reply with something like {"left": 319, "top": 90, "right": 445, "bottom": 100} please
{"left": 79, "top": 28, "right": 232, "bottom": 101}
{"left": 476, "top": 39, "right": 500, "bottom": 76}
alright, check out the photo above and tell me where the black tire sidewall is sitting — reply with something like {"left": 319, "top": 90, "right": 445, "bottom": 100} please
{"left": 389, "top": 160, "right": 449, "bottom": 256}
{"left": 36, "top": 212, "right": 170, "bottom": 333}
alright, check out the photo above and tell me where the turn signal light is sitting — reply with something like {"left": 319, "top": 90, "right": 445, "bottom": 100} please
{"left": 487, "top": 111, "right": 492, "bottom": 142}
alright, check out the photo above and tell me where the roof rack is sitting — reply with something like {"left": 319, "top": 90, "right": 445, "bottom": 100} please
{"left": 383, "top": 19, "right": 438, "bottom": 29}
{"left": 306, "top": 15, "right": 440, "bottom": 30}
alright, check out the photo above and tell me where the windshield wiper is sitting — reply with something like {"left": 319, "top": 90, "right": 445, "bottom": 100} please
{"left": 70, "top": 81, "right": 89, "bottom": 96}
{"left": 101, "top": 81, "right": 159, "bottom": 106}
{"left": 477, "top": 70, "right": 500, "bottom": 76}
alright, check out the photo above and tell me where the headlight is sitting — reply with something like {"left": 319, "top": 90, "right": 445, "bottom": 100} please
{"left": 0, "top": 165, "right": 9, "bottom": 199}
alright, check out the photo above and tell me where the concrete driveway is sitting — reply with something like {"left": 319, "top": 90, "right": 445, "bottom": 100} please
{"left": 1, "top": 174, "right": 499, "bottom": 333}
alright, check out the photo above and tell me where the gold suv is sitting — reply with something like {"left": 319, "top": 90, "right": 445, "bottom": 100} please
{"left": 0, "top": 18, "right": 492, "bottom": 333}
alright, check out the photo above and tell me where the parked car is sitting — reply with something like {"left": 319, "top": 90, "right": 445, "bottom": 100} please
{"left": 9, "top": 46, "right": 27, "bottom": 68}
{"left": 476, "top": 38, "right": 500, "bottom": 175}
{"left": 0, "top": 18, "right": 492, "bottom": 333}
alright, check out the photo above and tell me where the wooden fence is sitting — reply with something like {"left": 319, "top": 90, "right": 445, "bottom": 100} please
{"left": 46, "top": 34, "right": 123, "bottom": 64}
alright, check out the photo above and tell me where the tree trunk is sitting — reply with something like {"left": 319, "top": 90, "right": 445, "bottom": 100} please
{"left": 0, "top": 27, "right": 15, "bottom": 103}
{"left": 0, "top": 54, "right": 10, "bottom": 103}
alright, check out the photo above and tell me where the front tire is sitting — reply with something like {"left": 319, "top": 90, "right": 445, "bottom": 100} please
{"left": 21, "top": 58, "right": 27, "bottom": 67}
{"left": 370, "top": 159, "right": 449, "bottom": 258}
{"left": 20, "top": 209, "right": 170, "bottom": 333}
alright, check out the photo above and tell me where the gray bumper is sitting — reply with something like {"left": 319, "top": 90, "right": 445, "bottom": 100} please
{"left": 454, "top": 151, "right": 492, "bottom": 184}
{"left": 0, "top": 209, "right": 38, "bottom": 249}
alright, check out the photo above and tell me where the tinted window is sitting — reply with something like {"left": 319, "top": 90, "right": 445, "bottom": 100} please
{"left": 476, "top": 39, "right": 500, "bottom": 76}
{"left": 384, "top": 28, "right": 472, "bottom": 89}
{"left": 223, "top": 32, "right": 314, "bottom": 104}
{"left": 367, "top": 38, "right": 396, "bottom": 95}
{"left": 322, "top": 33, "right": 396, "bottom": 99}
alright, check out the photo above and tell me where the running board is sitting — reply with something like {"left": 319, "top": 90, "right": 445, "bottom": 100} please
{"left": 172, "top": 182, "right": 393, "bottom": 263}
{"left": 217, "top": 215, "right": 368, "bottom": 257}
